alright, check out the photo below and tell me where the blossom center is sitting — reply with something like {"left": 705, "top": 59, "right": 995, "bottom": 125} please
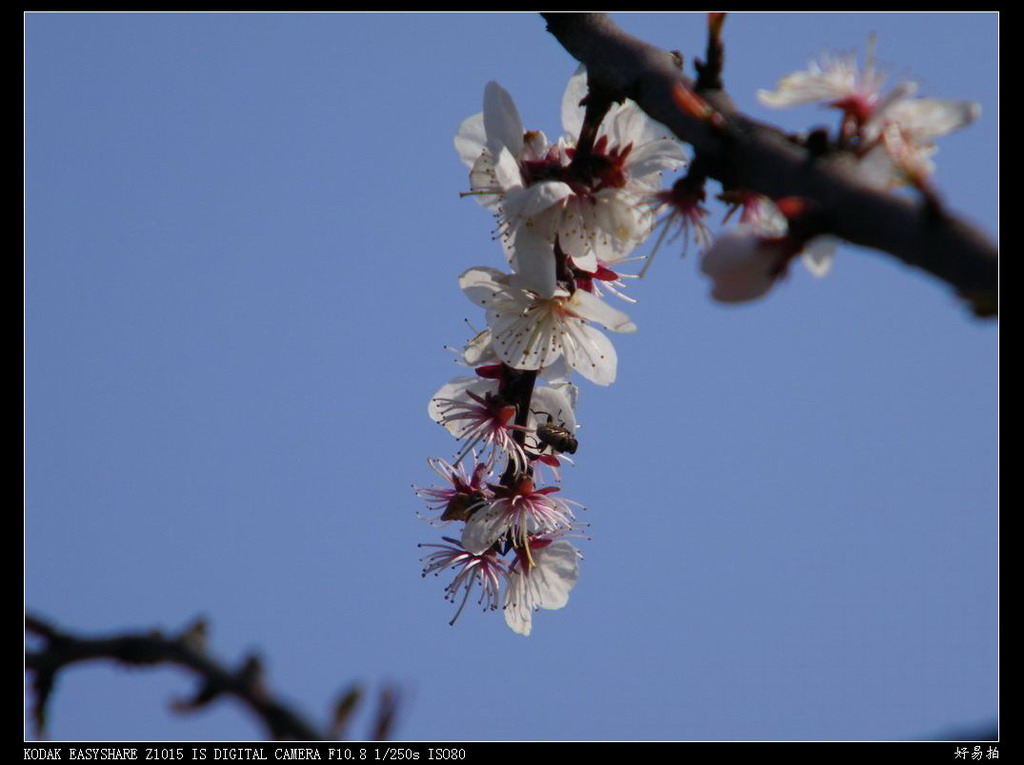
{"left": 519, "top": 136, "right": 633, "bottom": 198}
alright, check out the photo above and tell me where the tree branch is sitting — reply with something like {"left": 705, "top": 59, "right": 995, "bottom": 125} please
{"left": 25, "top": 613, "right": 399, "bottom": 741}
{"left": 541, "top": 13, "right": 998, "bottom": 317}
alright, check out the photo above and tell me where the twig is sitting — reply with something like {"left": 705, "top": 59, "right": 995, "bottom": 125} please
{"left": 25, "top": 613, "right": 399, "bottom": 741}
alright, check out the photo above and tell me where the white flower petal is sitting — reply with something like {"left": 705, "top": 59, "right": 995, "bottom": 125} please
{"left": 522, "top": 129, "right": 551, "bottom": 162}
{"left": 504, "top": 181, "right": 573, "bottom": 222}
{"left": 461, "top": 502, "right": 509, "bottom": 555}
{"left": 626, "top": 138, "right": 687, "bottom": 182}
{"left": 529, "top": 540, "right": 580, "bottom": 610}
{"left": 593, "top": 190, "right": 653, "bottom": 248}
{"left": 864, "top": 81, "right": 919, "bottom": 140}
{"left": 568, "top": 250, "right": 598, "bottom": 273}
{"left": 855, "top": 143, "right": 900, "bottom": 189}
{"left": 546, "top": 379, "right": 579, "bottom": 411}
{"left": 454, "top": 112, "right": 487, "bottom": 169}
{"left": 568, "top": 289, "right": 637, "bottom": 333}
{"left": 701, "top": 229, "right": 781, "bottom": 304}
{"left": 503, "top": 582, "right": 534, "bottom": 635}
{"left": 459, "top": 266, "right": 508, "bottom": 309}
{"left": 505, "top": 222, "right": 557, "bottom": 299}
{"left": 491, "top": 147, "right": 524, "bottom": 195}
{"left": 560, "top": 65, "right": 588, "bottom": 141}
{"left": 758, "top": 71, "right": 847, "bottom": 108}
{"left": 460, "top": 328, "right": 498, "bottom": 367}
{"left": 884, "top": 98, "right": 980, "bottom": 140}
{"left": 560, "top": 319, "right": 618, "bottom": 386}
{"left": 802, "top": 236, "right": 837, "bottom": 278}
{"left": 529, "top": 385, "right": 577, "bottom": 434}
{"left": 428, "top": 376, "right": 498, "bottom": 437}
{"left": 553, "top": 206, "right": 593, "bottom": 263}
{"left": 483, "top": 81, "right": 524, "bottom": 159}
{"left": 537, "top": 356, "right": 574, "bottom": 385}
{"left": 488, "top": 304, "right": 563, "bottom": 372}
{"left": 467, "top": 152, "right": 502, "bottom": 210}
{"left": 503, "top": 539, "right": 581, "bottom": 636}
{"left": 604, "top": 101, "right": 640, "bottom": 145}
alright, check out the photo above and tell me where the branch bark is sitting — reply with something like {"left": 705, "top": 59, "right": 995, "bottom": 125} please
{"left": 25, "top": 613, "right": 399, "bottom": 741}
{"left": 541, "top": 13, "right": 998, "bottom": 317}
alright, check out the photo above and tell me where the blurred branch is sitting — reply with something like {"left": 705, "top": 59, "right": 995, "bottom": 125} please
{"left": 541, "top": 13, "right": 998, "bottom": 317}
{"left": 25, "top": 613, "right": 399, "bottom": 741}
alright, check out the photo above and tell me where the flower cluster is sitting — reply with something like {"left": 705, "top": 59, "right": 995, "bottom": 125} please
{"left": 653, "top": 37, "right": 979, "bottom": 305}
{"left": 417, "top": 36, "right": 981, "bottom": 633}
{"left": 756, "top": 38, "right": 979, "bottom": 189}
{"left": 417, "top": 67, "right": 686, "bottom": 635}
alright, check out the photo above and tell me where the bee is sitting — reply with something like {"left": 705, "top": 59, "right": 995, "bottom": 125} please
{"left": 533, "top": 410, "right": 578, "bottom": 455}
{"left": 440, "top": 490, "right": 486, "bottom": 522}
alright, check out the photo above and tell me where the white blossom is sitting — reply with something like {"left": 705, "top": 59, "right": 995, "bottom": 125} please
{"left": 757, "top": 39, "right": 979, "bottom": 188}
{"left": 700, "top": 228, "right": 791, "bottom": 304}
{"left": 461, "top": 475, "right": 580, "bottom": 557}
{"left": 456, "top": 69, "right": 686, "bottom": 296}
{"left": 428, "top": 376, "right": 529, "bottom": 473}
{"left": 460, "top": 266, "right": 635, "bottom": 386}
{"left": 420, "top": 538, "right": 511, "bottom": 626}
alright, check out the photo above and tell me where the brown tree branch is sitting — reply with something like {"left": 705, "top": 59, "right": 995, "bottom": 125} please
{"left": 25, "top": 613, "right": 399, "bottom": 741}
{"left": 541, "top": 13, "right": 998, "bottom": 317}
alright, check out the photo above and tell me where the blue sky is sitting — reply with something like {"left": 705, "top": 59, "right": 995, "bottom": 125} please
{"left": 25, "top": 12, "right": 997, "bottom": 741}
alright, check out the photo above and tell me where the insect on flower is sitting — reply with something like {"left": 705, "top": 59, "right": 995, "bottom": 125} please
{"left": 441, "top": 489, "right": 487, "bottom": 523}
{"left": 533, "top": 410, "right": 578, "bottom": 455}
